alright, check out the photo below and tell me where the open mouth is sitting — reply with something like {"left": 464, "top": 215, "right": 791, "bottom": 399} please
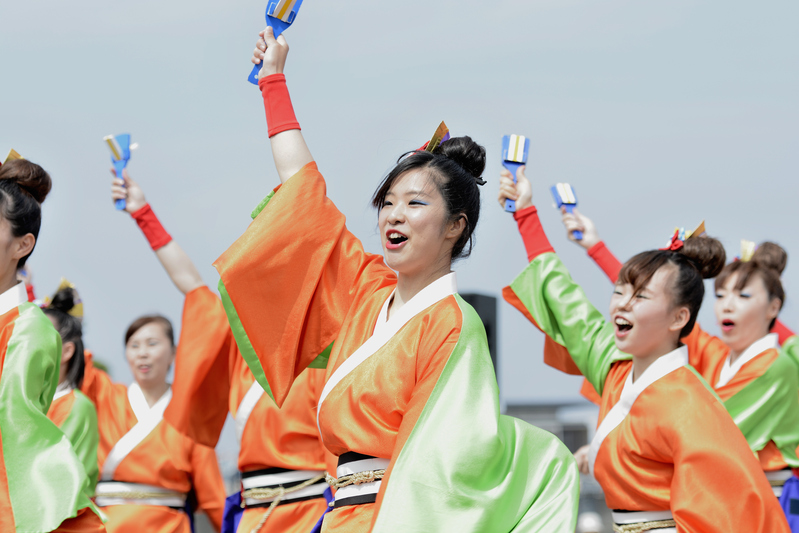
{"left": 721, "top": 319, "right": 735, "bottom": 332}
{"left": 386, "top": 231, "right": 408, "bottom": 249}
{"left": 615, "top": 317, "right": 633, "bottom": 336}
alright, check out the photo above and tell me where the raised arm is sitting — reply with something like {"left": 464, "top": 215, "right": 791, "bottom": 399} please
{"left": 560, "top": 207, "right": 622, "bottom": 282}
{"left": 111, "top": 169, "right": 203, "bottom": 295}
{"left": 252, "top": 27, "right": 313, "bottom": 183}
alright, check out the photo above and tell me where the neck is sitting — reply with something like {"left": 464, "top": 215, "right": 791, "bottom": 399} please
{"left": 139, "top": 381, "right": 170, "bottom": 408}
{"left": 728, "top": 329, "right": 771, "bottom": 364}
{"left": 632, "top": 341, "right": 679, "bottom": 382}
{"left": 0, "top": 269, "right": 19, "bottom": 296}
{"left": 390, "top": 263, "right": 452, "bottom": 319}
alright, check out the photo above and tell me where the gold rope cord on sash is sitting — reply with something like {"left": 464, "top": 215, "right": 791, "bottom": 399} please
{"left": 245, "top": 473, "right": 326, "bottom": 533}
{"left": 612, "top": 519, "right": 677, "bottom": 533}
{"left": 325, "top": 469, "right": 386, "bottom": 490}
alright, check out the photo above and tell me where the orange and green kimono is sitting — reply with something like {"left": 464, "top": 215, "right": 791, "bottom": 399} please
{"left": 502, "top": 206, "right": 789, "bottom": 532}
{"left": 80, "top": 354, "right": 226, "bottom": 533}
{"left": 584, "top": 239, "right": 799, "bottom": 488}
{"left": 47, "top": 385, "right": 100, "bottom": 501}
{"left": 0, "top": 282, "right": 104, "bottom": 532}
{"left": 214, "top": 163, "right": 580, "bottom": 533}
{"left": 164, "top": 286, "right": 329, "bottom": 533}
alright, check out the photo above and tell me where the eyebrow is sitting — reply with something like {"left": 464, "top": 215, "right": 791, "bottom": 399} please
{"left": 386, "top": 189, "right": 431, "bottom": 198}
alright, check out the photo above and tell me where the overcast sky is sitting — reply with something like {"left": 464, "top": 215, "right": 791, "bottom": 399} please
{"left": 2, "top": 0, "right": 797, "bottom": 415}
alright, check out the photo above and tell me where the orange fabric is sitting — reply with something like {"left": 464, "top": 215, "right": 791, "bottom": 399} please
{"left": 758, "top": 440, "right": 789, "bottom": 471}
{"left": 0, "top": 310, "right": 18, "bottom": 532}
{"left": 214, "top": 163, "right": 396, "bottom": 408}
{"left": 580, "top": 378, "right": 601, "bottom": 405}
{"left": 164, "top": 287, "right": 329, "bottom": 532}
{"left": 54, "top": 507, "right": 106, "bottom": 532}
{"left": 594, "top": 362, "right": 787, "bottom": 532}
{"left": 80, "top": 357, "right": 225, "bottom": 532}
{"left": 47, "top": 390, "right": 77, "bottom": 427}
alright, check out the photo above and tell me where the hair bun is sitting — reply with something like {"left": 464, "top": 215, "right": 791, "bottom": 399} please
{"left": 681, "top": 235, "right": 726, "bottom": 279}
{"left": 437, "top": 136, "right": 486, "bottom": 181}
{"left": 0, "top": 159, "right": 52, "bottom": 204}
{"left": 752, "top": 242, "right": 787, "bottom": 275}
{"left": 49, "top": 287, "right": 76, "bottom": 315}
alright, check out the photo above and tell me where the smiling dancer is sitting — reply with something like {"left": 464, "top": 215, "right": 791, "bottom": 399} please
{"left": 0, "top": 158, "right": 104, "bottom": 531}
{"left": 213, "top": 27, "right": 580, "bottom": 532}
{"left": 79, "top": 299, "right": 226, "bottom": 531}
{"left": 43, "top": 282, "right": 100, "bottom": 501}
{"left": 499, "top": 167, "right": 788, "bottom": 532}
{"left": 558, "top": 208, "right": 799, "bottom": 521}
{"left": 111, "top": 169, "right": 330, "bottom": 533}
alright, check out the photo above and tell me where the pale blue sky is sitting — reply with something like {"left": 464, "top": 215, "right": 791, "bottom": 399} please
{"left": 2, "top": 0, "right": 797, "bottom": 414}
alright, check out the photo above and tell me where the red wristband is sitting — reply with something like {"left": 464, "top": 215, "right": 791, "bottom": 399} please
{"left": 514, "top": 206, "right": 555, "bottom": 262}
{"left": 587, "top": 241, "right": 623, "bottom": 283}
{"left": 131, "top": 204, "right": 172, "bottom": 251}
{"left": 259, "top": 73, "right": 300, "bottom": 137}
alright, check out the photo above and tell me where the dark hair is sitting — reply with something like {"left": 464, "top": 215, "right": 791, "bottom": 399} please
{"left": 371, "top": 136, "right": 486, "bottom": 260}
{"left": 42, "top": 288, "right": 85, "bottom": 389}
{"left": 125, "top": 315, "right": 174, "bottom": 347}
{"left": 618, "top": 235, "right": 726, "bottom": 338}
{"left": 715, "top": 242, "right": 786, "bottom": 329}
{"left": 0, "top": 159, "right": 52, "bottom": 269}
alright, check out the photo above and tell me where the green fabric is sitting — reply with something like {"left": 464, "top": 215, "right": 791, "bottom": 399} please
{"left": 308, "top": 342, "right": 332, "bottom": 369}
{"left": 372, "top": 296, "right": 579, "bottom": 532}
{"left": 218, "top": 279, "right": 275, "bottom": 402}
{"left": 508, "top": 252, "right": 628, "bottom": 395}
{"left": 58, "top": 390, "right": 100, "bottom": 499}
{"left": 0, "top": 303, "right": 97, "bottom": 531}
{"left": 723, "top": 351, "right": 799, "bottom": 466}
{"left": 781, "top": 335, "right": 799, "bottom": 369}
{"left": 251, "top": 190, "right": 276, "bottom": 220}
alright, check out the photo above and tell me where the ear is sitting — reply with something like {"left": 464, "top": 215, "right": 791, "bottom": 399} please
{"left": 766, "top": 297, "right": 782, "bottom": 323}
{"left": 669, "top": 306, "right": 691, "bottom": 334}
{"left": 61, "top": 341, "right": 76, "bottom": 365}
{"left": 446, "top": 215, "right": 467, "bottom": 240}
{"left": 12, "top": 233, "right": 35, "bottom": 261}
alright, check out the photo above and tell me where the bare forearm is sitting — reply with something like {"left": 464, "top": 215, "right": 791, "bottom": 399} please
{"left": 154, "top": 241, "right": 204, "bottom": 295}
{"left": 270, "top": 129, "right": 313, "bottom": 184}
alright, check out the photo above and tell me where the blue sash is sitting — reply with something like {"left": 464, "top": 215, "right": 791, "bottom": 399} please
{"left": 779, "top": 475, "right": 799, "bottom": 531}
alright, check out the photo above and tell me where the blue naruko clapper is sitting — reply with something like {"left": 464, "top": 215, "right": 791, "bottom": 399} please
{"left": 248, "top": 0, "right": 304, "bottom": 85}
{"left": 110, "top": 133, "right": 131, "bottom": 210}
{"left": 551, "top": 184, "right": 583, "bottom": 240}
{"left": 502, "top": 134, "right": 530, "bottom": 213}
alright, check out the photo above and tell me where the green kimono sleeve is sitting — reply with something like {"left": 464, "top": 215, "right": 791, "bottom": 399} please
{"left": 724, "top": 351, "right": 799, "bottom": 466}
{"left": 59, "top": 390, "right": 100, "bottom": 498}
{"left": 0, "top": 304, "right": 98, "bottom": 531}
{"left": 504, "top": 252, "right": 628, "bottom": 395}
{"left": 372, "top": 297, "right": 580, "bottom": 532}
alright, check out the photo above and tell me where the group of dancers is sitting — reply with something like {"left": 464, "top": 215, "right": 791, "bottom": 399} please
{"left": 1, "top": 23, "right": 797, "bottom": 533}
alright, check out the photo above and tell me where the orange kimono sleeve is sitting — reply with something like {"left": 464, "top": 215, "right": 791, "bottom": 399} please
{"left": 681, "top": 323, "right": 728, "bottom": 377}
{"left": 668, "top": 391, "right": 789, "bottom": 532}
{"left": 215, "top": 162, "right": 396, "bottom": 407}
{"left": 164, "top": 286, "right": 233, "bottom": 447}
{"left": 189, "top": 442, "right": 226, "bottom": 532}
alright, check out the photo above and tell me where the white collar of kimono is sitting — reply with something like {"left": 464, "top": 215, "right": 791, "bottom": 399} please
{"left": 0, "top": 282, "right": 28, "bottom": 316}
{"left": 53, "top": 382, "right": 74, "bottom": 402}
{"left": 101, "top": 383, "right": 172, "bottom": 481}
{"left": 316, "top": 272, "right": 458, "bottom": 440}
{"left": 588, "top": 345, "right": 688, "bottom": 477}
{"left": 236, "top": 380, "right": 265, "bottom": 444}
{"left": 715, "top": 333, "right": 779, "bottom": 388}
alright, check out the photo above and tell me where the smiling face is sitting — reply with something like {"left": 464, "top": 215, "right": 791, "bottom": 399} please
{"left": 609, "top": 264, "right": 689, "bottom": 358}
{"left": 378, "top": 170, "right": 464, "bottom": 278}
{"left": 125, "top": 322, "right": 174, "bottom": 389}
{"left": 714, "top": 272, "right": 780, "bottom": 354}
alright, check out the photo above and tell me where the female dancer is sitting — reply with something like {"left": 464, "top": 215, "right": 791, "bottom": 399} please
{"left": 0, "top": 158, "right": 104, "bottom": 531}
{"left": 79, "top": 304, "right": 226, "bottom": 530}
{"left": 110, "top": 170, "right": 330, "bottom": 533}
{"left": 498, "top": 167, "right": 787, "bottom": 532}
{"left": 559, "top": 209, "right": 799, "bottom": 504}
{"left": 213, "top": 28, "right": 581, "bottom": 532}
{"left": 43, "top": 283, "right": 100, "bottom": 500}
